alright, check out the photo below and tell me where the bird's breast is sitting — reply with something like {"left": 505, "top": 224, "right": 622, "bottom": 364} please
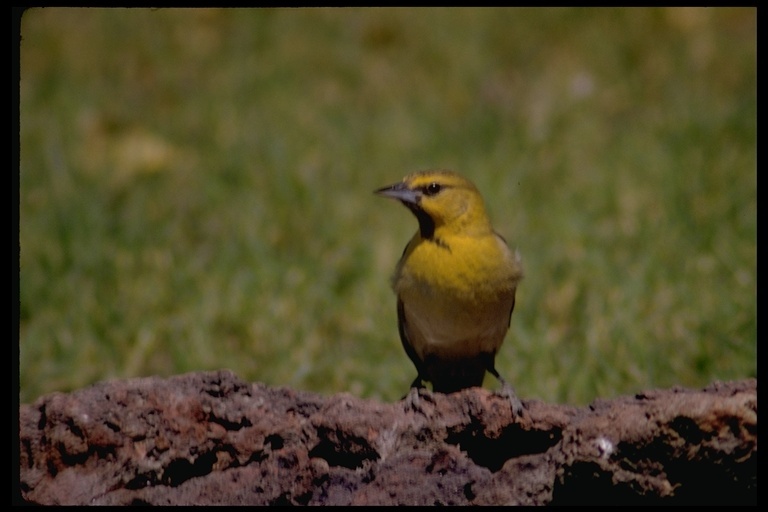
{"left": 393, "top": 234, "right": 520, "bottom": 360}
{"left": 394, "top": 234, "right": 520, "bottom": 301}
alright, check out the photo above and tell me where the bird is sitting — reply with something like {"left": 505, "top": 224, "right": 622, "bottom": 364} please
{"left": 375, "top": 169, "right": 525, "bottom": 416}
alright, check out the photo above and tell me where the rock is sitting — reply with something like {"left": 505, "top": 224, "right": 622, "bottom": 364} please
{"left": 17, "top": 370, "right": 756, "bottom": 505}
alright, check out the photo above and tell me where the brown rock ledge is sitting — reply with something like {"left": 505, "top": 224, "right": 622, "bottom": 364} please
{"left": 18, "top": 370, "right": 756, "bottom": 505}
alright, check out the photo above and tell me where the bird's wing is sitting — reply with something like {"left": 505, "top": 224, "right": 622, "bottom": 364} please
{"left": 397, "top": 297, "right": 426, "bottom": 383}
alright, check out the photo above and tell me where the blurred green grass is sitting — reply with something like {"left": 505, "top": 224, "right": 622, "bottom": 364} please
{"left": 19, "top": 7, "right": 755, "bottom": 406}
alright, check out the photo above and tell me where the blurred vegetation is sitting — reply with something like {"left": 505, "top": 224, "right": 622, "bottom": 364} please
{"left": 19, "top": 7, "right": 755, "bottom": 405}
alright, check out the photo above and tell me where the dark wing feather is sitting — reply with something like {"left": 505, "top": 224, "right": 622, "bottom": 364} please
{"left": 397, "top": 297, "right": 426, "bottom": 388}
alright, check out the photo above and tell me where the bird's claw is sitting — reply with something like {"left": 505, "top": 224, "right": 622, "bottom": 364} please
{"left": 499, "top": 382, "right": 526, "bottom": 418}
{"left": 402, "top": 385, "right": 434, "bottom": 414}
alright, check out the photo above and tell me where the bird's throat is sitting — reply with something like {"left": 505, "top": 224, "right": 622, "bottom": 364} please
{"left": 405, "top": 203, "right": 436, "bottom": 240}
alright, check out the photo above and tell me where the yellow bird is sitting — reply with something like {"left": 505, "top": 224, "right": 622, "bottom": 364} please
{"left": 375, "top": 170, "right": 525, "bottom": 415}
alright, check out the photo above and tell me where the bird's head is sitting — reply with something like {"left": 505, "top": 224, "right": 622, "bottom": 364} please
{"left": 375, "top": 170, "right": 493, "bottom": 239}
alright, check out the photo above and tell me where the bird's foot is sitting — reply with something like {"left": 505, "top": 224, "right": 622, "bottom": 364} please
{"left": 497, "top": 382, "right": 526, "bottom": 419}
{"left": 401, "top": 385, "right": 434, "bottom": 414}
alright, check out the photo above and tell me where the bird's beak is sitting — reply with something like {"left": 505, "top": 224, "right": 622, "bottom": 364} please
{"left": 374, "top": 182, "right": 421, "bottom": 205}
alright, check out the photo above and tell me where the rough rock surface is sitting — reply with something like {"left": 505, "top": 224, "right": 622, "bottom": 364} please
{"left": 18, "top": 370, "right": 756, "bottom": 505}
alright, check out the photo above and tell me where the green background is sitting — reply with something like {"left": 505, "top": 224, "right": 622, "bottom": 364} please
{"left": 19, "top": 8, "right": 756, "bottom": 405}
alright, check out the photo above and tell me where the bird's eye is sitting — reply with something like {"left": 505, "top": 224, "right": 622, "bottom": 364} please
{"left": 424, "top": 183, "right": 442, "bottom": 196}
